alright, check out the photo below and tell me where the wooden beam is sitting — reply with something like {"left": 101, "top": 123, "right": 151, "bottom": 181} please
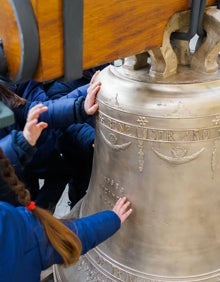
{"left": 0, "top": 0, "right": 216, "bottom": 82}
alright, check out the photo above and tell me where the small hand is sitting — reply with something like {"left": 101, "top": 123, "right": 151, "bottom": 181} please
{"left": 112, "top": 197, "right": 132, "bottom": 223}
{"left": 84, "top": 71, "right": 101, "bottom": 115}
{"left": 23, "top": 104, "right": 48, "bottom": 146}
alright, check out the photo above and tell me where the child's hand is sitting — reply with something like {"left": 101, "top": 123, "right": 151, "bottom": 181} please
{"left": 84, "top": 71, "right": 101, "bottom": 115}
{"left": 112, "top": 197, "right": 132, "bottom": 223}
{"left": 23, "top": 104, "right": 48, "bottom": 146}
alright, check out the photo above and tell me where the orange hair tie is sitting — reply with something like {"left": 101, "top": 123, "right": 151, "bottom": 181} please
{"left": 26, "top": 201, "right": 36, "bottom": 211}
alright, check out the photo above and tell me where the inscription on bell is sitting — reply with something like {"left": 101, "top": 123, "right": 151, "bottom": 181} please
{"left": 98, "top": 112, "right": 220, "bottom": 142}
{"left": 100, "top": 176, "right": 125, "bottom": 208}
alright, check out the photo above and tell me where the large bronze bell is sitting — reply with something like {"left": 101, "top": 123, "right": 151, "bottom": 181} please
{"left": 54, "top": 7, "right": 220, "bottom": 282}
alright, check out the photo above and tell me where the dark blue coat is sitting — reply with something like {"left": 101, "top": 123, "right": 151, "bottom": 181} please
{"left": 0, "top": 201, "right": 121, "bottom": 282}
{"left": 0, "top": 81, "right": 92, "bottom": 177}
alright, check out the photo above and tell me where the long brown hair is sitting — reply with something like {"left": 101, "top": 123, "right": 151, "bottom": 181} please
{"left": 0, "top": 148, "right": 82, "bottom": 266}
{"left": 0, "top": 84, "right": 26, "bottom": 108}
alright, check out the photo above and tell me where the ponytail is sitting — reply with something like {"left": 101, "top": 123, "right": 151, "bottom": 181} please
{"left": 0, "top": 84, "right": 26, "bottom": 108}
{"left": 0, "top": 148, "right": 81, "bottom": 266}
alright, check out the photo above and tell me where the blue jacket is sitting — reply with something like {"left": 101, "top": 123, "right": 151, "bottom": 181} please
{"left": 0, "top": 131, "right": 37, "bottom": 177}
{"left": 0, "top": 201, "right": 120, "bottom": 282}
{"left": 0, "top": 81, "right": 93, "bottom": 176}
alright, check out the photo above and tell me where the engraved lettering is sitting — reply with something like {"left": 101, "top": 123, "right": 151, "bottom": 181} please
{"left": 184, "top": 129, "right": 210, "bottom": 141}
{"left": 98, "top": 113, "right": 105, "bottom": 123}
{"left": 101, "top": 176, "right": 125, "bottom": 208}
{"left": 98, "top": 112, "right": 220, "bottom": 142}
{"left": 109, "top": 119, "right": 116, "bottom": 129}
{"left": 116, "top": 122, "right": 131, "bottom": 134}
{"left": 202, "top": 129, "right": 209, "bottom": 140}
{"left": 167, "top": 130, "right": 175, "bottom": 141}
{"left": 148, "top": 129, "right": 158, "bottom": 140}
{"left": 157, "top": 130, "right": 164, "bottom": 140}
{"left": 192, "top": 130, "right": 200, "bottom": 141}
{"left": 183, "top": 131, "right": 191, "bottom": 141}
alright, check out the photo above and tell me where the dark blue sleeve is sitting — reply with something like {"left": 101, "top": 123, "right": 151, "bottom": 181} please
{"left": 0, "top": 134, "right": 23, "bottom": 173}
{"left": 37, "top": 210, "right": 121, "bottom": 268}
{"left": 14, "top": 96, "right": 88, "bottom": 129}
{"left": 0, "top": 131, "right": 37, "bottom": 176}
{"left": 65, "top": 210, "right": 121, "bottom": 255}
{"left": 36, "top": 96, "right": 87, "bottom": 127}
{"left": 11, "top": 130, "right": 37, "bottom": 166}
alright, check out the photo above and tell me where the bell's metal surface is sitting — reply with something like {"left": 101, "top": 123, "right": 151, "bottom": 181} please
{"left": 54, "top": 7, "right": 220, "bottom": 282}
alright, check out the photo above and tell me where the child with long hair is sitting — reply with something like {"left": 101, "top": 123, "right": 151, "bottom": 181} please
{"left": 0, "top": 146, "right": 132, "bottom": 281}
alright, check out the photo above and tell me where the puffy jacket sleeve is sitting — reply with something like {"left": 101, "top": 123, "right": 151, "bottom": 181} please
{"left": 65, "top": 210, "right": 121, "bottom": 255}
{"left": 14, "top": 96, "right": 88, "bottom": 129}
{"left": 0, "top": 131, "right": 37, "bottom": 176}
{"left": 39, "top": 210, "right": 121, "bottom": 268}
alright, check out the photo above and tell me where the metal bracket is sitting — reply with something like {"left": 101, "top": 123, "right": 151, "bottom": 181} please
{"left": 171, "top": 0, "right": 206, "bottom": 41}
{"left": 0, "top": 39, "right": 9, "bottom": 82}
{"left": 0, "top": 0, "right": 40, "bottom": 83}
{"left": 63, "top": 0, "right": 83, "bottom": 81}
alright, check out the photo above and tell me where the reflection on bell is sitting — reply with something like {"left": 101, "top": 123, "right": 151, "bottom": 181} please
{"left": 54, "top": 7, "right": 220, "bottom": 282}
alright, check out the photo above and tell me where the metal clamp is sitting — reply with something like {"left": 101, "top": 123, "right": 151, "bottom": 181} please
{"left": 63, "top": 0, "right": 83, "bottom": 81}
{"left": 171, "top": 0, "right": 207, "bottom": 41}
{"left": 0, "top": 0, "right": 40, "bottom": 83}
